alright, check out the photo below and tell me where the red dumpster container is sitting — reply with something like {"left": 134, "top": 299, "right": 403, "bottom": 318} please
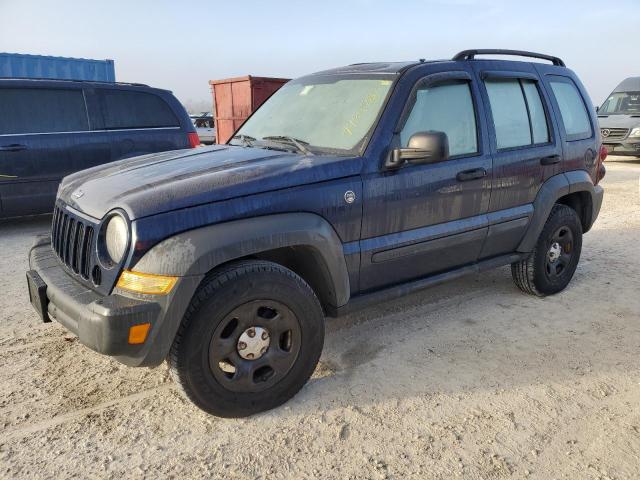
{"left": 209, "top": 76, "right": 289, "bottom": 144}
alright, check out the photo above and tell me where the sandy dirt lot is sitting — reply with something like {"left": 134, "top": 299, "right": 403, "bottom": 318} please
{"left": 1, "top": 159, "right": 639, "bottom": 479}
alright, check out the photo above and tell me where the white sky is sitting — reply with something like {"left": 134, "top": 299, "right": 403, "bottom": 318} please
{"left": 1, "top": 0, "right": 636, "bottom": 112}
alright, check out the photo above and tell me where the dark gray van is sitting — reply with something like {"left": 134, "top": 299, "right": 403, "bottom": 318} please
{"left": 597, "top": 77, "right": 640, "bottom": 157}
{"left": 0, "top": 79, "right": 198, "bottom": 218}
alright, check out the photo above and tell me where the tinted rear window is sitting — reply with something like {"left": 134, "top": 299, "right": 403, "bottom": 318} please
{"left": 485, "top": 79, "right": 532, "bottom": 149}
{"left": 98, "top": 90, "right": 179, "bottom": 129}
{"left": 485, "top": 78, "right": 550, "bottom": 150}
{"left": 0, "top": 87, "right": 89, "bottom": 135}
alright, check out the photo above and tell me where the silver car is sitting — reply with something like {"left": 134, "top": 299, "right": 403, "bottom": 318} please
{"left": 192, "top": 114, "right": 216, "bottom": 145}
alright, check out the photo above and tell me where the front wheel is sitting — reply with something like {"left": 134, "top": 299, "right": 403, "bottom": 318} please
{"left": 511, "top": 204, "right": 583, "bottom": 296}
{"left": 168, "top": 260, "right": 325, "bottom": 417}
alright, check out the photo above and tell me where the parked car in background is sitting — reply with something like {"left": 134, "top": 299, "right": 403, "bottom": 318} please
{"left": 192, "top": 114, "right": 216, "bottom": 144}
{"left": 27, "top": 49, "right": 606, "bottom": 417}
{"left": 0, "top": 79, "right": 198, "bottom": 218}
{"left": 598, "top": 77, "right": 640, "bottom": 158}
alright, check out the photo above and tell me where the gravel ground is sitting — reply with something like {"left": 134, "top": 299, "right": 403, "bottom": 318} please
{"left": 1, "top": 159, "right": 639, "bottom": 479}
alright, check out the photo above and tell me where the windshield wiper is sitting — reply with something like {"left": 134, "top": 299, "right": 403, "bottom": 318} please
{"left": 262, "top": 135, "right": 314, "bottom": 155}
{"left": 231, "top": 134, "right": 256, "bottom": 147}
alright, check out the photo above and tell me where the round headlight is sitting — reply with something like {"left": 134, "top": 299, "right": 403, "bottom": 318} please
{"left": 104, "top": 215, "right": 128, "bottom": 264}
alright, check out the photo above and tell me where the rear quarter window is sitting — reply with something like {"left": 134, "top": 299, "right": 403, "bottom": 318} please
{"left": 0, "top": 87, "right": 88, "bottom": 135}
{"left": 97, "top": 89, "right": 179, "bottom": 130}
{"left": 548, "top": 78, "right": 592, "bottom": 141}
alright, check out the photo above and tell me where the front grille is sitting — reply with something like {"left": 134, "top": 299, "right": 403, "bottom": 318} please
{"left": 601, "top": 128, "right": 629, "bottom": 141}
{"left": 51, "top": 205, "right": 95, "bottom": 279}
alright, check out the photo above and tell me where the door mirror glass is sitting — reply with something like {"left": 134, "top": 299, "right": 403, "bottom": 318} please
{"left": 386, "top": 131, "right": 449, "bottom": 169}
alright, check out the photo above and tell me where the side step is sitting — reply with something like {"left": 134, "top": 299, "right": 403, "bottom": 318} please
{"left": 328, "top": 253, "right": 526, "bottom": 317}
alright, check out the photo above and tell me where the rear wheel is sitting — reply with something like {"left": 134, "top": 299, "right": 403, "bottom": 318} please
{"left": 169, "top": 260, "right": 324, "bottom": 417}
{"left": 511, "top": 204, "right": 583, "bottom": 296}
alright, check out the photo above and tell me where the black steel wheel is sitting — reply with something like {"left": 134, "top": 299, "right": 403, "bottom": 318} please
{"left": 544, "top": 225, "right": 575, "bottom": 280}
{"left": 208, "top": 300, "right": 302, "bottom": 393}
{"left": 169, "top": 260, "right": 324, "bottom": 417}
{"left": 512, "top": 204, "right": 583, "bottom": 296}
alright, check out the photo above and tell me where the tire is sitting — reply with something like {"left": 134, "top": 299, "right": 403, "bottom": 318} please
{"left": 168, "top": 260, "right": 325, "bottom": 417}
{"left": 511, "top": 204, "right": 583, "bottom": 296}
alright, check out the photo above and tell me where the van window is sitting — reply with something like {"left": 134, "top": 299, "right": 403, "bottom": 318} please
{"left": 549, "top": 79, "right": 592, "bottom": 140}
{"left": 600, "top": 91, "right": 640, "bottom": 115}
{"left": 485, "top": 78, "right": 550, "bottom": 150}
{"left": 400, "top": 82, "right": 478, "bottom": 157}
{"left": 98, "top": 90, "right": 179, "bottom": 130}
{"left": 0, "top": 88, "right": 89, "bottom": 135}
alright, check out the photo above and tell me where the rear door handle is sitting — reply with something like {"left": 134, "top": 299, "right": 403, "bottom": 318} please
{"left": 0, "top": 144, "right": 28, "bottom": 152}
{"left": 540, "top": 154, "right": 560, "bottom": 165}
{"left": 456, "top": 167, "right": 487, "bottom": 182}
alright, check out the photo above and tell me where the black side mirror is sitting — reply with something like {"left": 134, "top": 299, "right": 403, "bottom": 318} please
{"left": 595, "top": 105, "right": 600, "bottom": 113}
{"left": 386, "top": 131, "right": 449, "bottom": 169}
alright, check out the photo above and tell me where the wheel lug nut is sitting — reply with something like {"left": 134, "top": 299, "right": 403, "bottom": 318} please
{"left": 246, "top": 353, "right": 254, "bottom": 359}
{"left": 247, "top": 329, "right": 256, "bottom": 338}
{"left": 260, "top": 347, "right": 267, "bottom": 354}
{"left": 261, "top": 331, "right": 269, "bottom": 340}
{"left": 238, "top": 341, "right": 247, "bottom": 350}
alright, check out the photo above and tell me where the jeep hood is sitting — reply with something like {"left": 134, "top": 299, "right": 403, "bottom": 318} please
{"left": 59, "top": 145, "right": 361, "bottom": 220}
{"left": 597, "top": 114, "right": 640, "bottom": 129}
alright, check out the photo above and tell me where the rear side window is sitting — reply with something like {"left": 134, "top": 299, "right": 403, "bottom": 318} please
{"left": 98, "top": 90, "right": 179, "bottom": 130}
{"left": 549, "top": 79, "right": 592, "bottom": 140}
{"left": 522, "top": 81, "right": 549, "bottom": 144}
{"left": 484, "top": 79, "right": 550, "bottom": 150}
{"left": 0, "top": 88, "right": 88, "bottom": 135}
{"left": 401, "top": 82, "right": 478, "bottom": 157}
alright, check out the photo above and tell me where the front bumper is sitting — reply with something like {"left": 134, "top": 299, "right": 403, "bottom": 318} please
{"left": 28, "top": 239, "right": 202, "bottom": 367}
{"left": 603, "top": 139, "right": 640, "bottom": 156}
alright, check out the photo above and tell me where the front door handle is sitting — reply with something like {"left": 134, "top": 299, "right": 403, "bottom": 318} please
{"left": 540, "top": 154, "right": 560, "bottom": 165}
{"left": 0, "top": 144, "right": 28, "bottom": 152}
{"left": 456, "top": 167, "right": 487, "bottom": 182}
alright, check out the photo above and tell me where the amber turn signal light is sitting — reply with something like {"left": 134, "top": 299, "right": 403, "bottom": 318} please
{"left": 116, "top": 270, "right": 177, "bottom": 295}
{"left": 128, "top": 323, "right": 151, "bottom": 344}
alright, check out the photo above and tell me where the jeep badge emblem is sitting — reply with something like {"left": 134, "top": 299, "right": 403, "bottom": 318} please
{"left": 344, "top": 190, "right": 356, "bottom": 204}
{"left": 72, "top": 189, "right": 84, "bottom": 199}
{"left": 601, "top": 129, "right": 610, "bottom": 138}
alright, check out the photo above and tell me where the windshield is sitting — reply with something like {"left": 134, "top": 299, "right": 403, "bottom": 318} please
{"left": 231, "top": 75, "right": 394, "bottom": 154}
{"left": 599, "top": 91, "right": 640, "bottom": 115}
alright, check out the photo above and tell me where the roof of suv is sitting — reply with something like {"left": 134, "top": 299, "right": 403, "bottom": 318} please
{"left": 312, "top": 49, "right": 567, "bottom": 76}
{"left": 312, "top": 61, "right": 442, "bottom": 76}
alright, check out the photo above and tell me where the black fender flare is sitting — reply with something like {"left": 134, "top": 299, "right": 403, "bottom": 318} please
{"left": 517, "top": 171, "right": 603, "bottom": 252}
{"left": 133, "top": 213, "right": 351, "bottom": 308}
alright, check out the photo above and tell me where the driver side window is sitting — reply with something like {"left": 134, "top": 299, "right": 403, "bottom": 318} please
{"left": 400, "top": 82, "right": 478, "bottom": 157}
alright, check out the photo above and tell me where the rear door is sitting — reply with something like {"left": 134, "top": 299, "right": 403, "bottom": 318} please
{"left": 0, "top": 86, "right": 92, "bottom": 216}
{"left": 472, "top": 63, "right": 563, "bottom": 258}
{"left": 92, "top": 88, "right": 188, "bottom": 160}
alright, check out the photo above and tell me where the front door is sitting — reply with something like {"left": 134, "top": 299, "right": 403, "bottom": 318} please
{"left": 359, "top": 71, "right": 493, "bottom": 292}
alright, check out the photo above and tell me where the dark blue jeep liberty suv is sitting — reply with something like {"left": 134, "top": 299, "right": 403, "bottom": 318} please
{"left": 27, "top": 50, "right": 606, "bottom": 417}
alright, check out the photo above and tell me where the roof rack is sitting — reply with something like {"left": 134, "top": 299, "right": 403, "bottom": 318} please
{"left": 0, "top": 77, "right": 150, "bottom": 87}
{"left": 452, "top": 49, "right": 566, "bottom": 67}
